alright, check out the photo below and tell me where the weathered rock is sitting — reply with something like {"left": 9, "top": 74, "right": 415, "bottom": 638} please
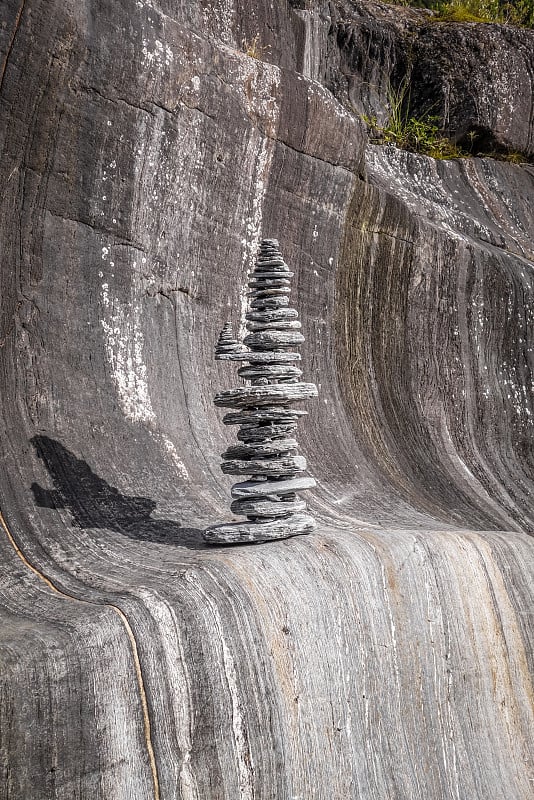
{"left": 231, "top": 476, "right": 318, "bottom": 498}
{"left": 246, "top": 308, "right": 299, "bottom": 322}
{"left": 244, "top": 330, "right": 306, "bottom": 349}
{"left": 245, "top": 320, "right": 302, "bottom": 332}
{"left": 248, "top": 278, "right": 292, "bottom": 290}
{"left": 250, "top": 296, "right": 290, "bottom": 309}
{"left": 254, "top": 265, "right": 291, "bottom": 274}
{"left": 221, "top": 454, "right": 307, "bottom": 476}
{"left": 214, "top": 382, "right": 318, "bottom": 408}
{"left": 237, "top": 363, "right": 302, "bottom": 380}
{"left": 219, "top": 351, "right": 301, "bottom": 363}
{"left": 328, "top": 0, "right": 534, "bottom": 159}
{"left": 223, "top": 407, "right": 307, "bottom": 425}
{"left": 204, "top": 513, "right": 316, "bottom": 543}
{"left": 249, "top": 270, "right": 294, "bottom": 279}
{"left": 223, "top": 440, "right": 298, "bottom": 459}
{"left": 237, "top": 423, "right": 299, "bottom": 442}
{"left": 230, "top": 497, "right": 307, "bottom": 517}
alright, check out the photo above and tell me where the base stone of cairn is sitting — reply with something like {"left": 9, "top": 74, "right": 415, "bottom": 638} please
{"left": 204, "top": 238, "right": 318, "bottom": 545}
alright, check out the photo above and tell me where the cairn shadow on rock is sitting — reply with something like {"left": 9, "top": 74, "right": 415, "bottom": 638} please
{"left": 30, "top": 435, "right": 206, "bottom": 549}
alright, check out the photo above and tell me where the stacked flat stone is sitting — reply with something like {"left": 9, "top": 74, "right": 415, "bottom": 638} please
{"left": 215, "top": 322, "right": 243, "bottom": 359}
{"left": 204, "top": 238, "right": 318, "bottom": 544}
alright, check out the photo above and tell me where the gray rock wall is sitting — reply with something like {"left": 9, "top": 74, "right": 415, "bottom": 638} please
{"left": 0, "top": 1, "right": 533, "bottom": 797}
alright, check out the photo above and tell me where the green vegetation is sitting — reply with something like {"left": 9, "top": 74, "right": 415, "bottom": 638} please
{"left": 363, "top": 82, "right": 467, "bottom": 159}
{"left": 362, "top": 81, "right": 529, "bottom": 161}
{"left": 365, "top": 112, "right": 466, "bottom": 157}
{"left": 241, "top": 34, "right": 271, "bottom": 60}
{"left": 393, "top": 0, "right": 534, "bottom": 27}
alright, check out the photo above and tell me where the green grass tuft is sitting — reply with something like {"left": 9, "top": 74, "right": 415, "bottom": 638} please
{"left": 362, "top": 81, "right": 467, "bottom": 159}
{"left": 390, "top": 0, "right": 534, "bottom": 27}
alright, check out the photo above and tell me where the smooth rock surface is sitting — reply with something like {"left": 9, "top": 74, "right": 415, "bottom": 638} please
{"left": 0, "top": 0, "right": 533, "bottom": 798}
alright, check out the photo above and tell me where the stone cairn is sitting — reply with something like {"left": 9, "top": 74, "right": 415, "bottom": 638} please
{"left": 203, "top": 238, "right": 318, "bottom": 544}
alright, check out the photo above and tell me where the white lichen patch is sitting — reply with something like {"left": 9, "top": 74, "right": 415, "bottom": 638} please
{"left": 100, "top": 277, "right": 155, "bottom": 424}
{"left": 201, "top": 0, "right": 236, "bottom": 46}
{"left": 141, "top": 37, "right": 174, "bottom": 70}
{"left": 161, "top": 435, "right": 189, "bottom": 480}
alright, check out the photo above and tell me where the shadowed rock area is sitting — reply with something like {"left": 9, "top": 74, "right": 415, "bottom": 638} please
{"left": 0, "top": 1, "right": 533, "bottom": 798}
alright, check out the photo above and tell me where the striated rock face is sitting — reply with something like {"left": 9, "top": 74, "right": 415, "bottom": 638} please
{"left": 0, "top": 1, "right": 533, "bottom": 798}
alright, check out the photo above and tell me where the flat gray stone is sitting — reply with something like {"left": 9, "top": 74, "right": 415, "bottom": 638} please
{"left": 255, "top": 259, "right": 286, "bottom": 267}
{"left": 221, "top": 454, "right": 307, "bottom": 476}
{"left": 223, "top": 440, "right": 298, "bottom": 459}
{"left": 230, "top": 497, "right": 307, "bottom": 518}
{"left": 237, "top": 423, "right": 298, "bottom": 442}
{"left": 216, "top": 351, "right": 301, "bottom": 363}
{"left": 203, "top": 513, "right": 316, "bottom": 544}
{"left": 250, "top": 296, "right": 289, "bottom": 309}
{"left": 223, "top": 407, "right": 307, "bottom": 425}
{"left": 249, "top": 271, "right": 294, "bottom": 279}
{"left": 249, "top": 278, "right": 291, "bottom": 289}
{"left": 246, "top": 308, "right": 299, "bottom": 322}
{"left": 237, "top": 364, "right": 302, "bottom": 380}
{"left": 246, "top": 320, "right": 302, "bottom": 332}
{"left": 214, "top": 382, "right": 318, "bottom": 408}
{"left": 248, "top": 288, "right": 291, "bottom": 297}
{"left": 231, "top": 476, "right": 317, "bottom": 498}
{"left": 244, "top": 331, "right": 306, "bottom": 349}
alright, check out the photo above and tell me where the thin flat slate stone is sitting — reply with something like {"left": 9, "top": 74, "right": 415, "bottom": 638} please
{"left": 246, "top": 308, "right": 299, "bottom": 322}
{"left": 248, "top": 279, "right": 291, "bottom": 289}
{"left": 216, "top": 351, "right": 301, "bottom": 363}
{"left": 246, "top": 320, "right": 302, "bottom": 332}
{"left": 237, "top": 364, "right": 302, "bottom": 380}
{"left": 221, "top": 454, "right": 307, "bottom": 476}
{"left": 244, "top": 331, "right": 306, "bottom": 349}
{"left": 250, "top": 296, "right": 290, "bottom": 309}
{"left": 214, "top": 382, "right": 318, "bottom": 408}
{"left": 249, "top": 271, "right": 294, "bottom": 279}
{"left": 230, "top": 497, "right": 307, "bottom": 517}
{"left": 231, "top": 475, "right": 317, "bottom": 498}
{"left": 223, "top": 408, "right": 307, "bottom": 425}
{"left": 255, "top": 259, "right": 287, "bottom": 267}
{"left": 237, "top": 423, "right": 298, "bottom": 442}
{"left": 203, "top": 513, "right": 316, "bottom": 544}
{"left": 254, "top": 268, "right": 291, "bottom": 276}
{"left": 248, "top": 287, "right": 291, "bottom": 297}
{"left": 223, "top": 440, "right": 298, "bottom": 459}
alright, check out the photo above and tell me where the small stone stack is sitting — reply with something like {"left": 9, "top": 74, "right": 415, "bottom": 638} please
{"left": 204, "top": 238, "right": 318, "bottom": 544}
{"left": 215, "top": 322, "right": 243, "bottom": 359}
